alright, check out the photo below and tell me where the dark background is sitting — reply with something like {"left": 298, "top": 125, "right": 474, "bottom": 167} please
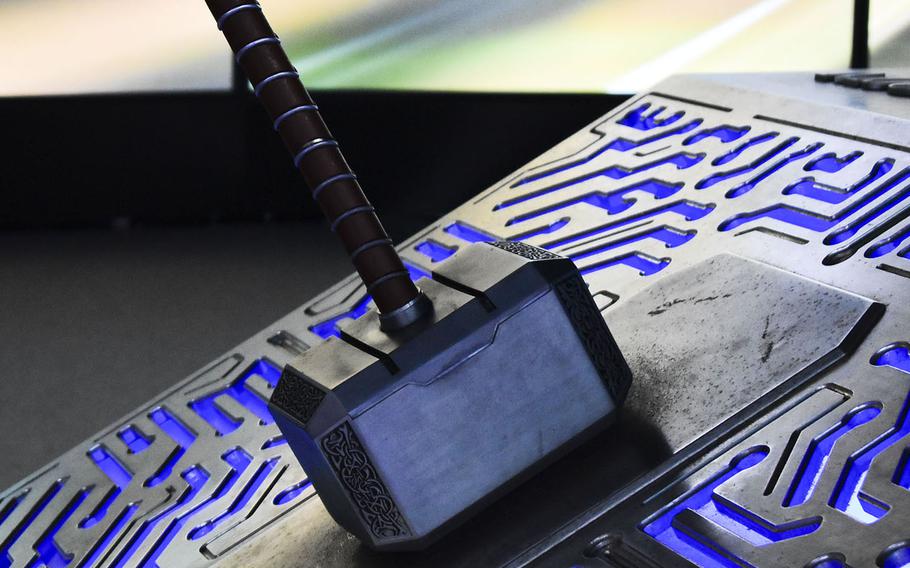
{"left": 0, "top": 89, "right": 624, "bottom": 488}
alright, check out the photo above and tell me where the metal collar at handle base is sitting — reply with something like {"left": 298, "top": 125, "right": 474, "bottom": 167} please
{"left": 203, "top": 0, "right": 425, "bottom": 319}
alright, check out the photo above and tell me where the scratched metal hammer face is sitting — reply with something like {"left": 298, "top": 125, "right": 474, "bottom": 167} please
{"left": 205, "top": 0, "right": 633, "bottom": 550}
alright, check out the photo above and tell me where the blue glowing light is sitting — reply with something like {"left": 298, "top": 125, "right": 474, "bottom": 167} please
{"left": 111, "top": 465, "right": 210, "bottom": 568}
{"left": 186, "top": 459, "right": 277, "bottom": 541}
{"left": 118, "top": 426, "right": 151, "bottom": 454}
{"left": 509, "top": 112, "right": 699, "bottom": 189}
{"left": 784, "top": 405, "right": 881, "bottom": 507}
{"left": 0, "top": 493, "right": 25, "bottom": 531}
{"left": 502, "top": 179, "right": 684, "bottom": 224}
{"left": 309, "top": 263, "right": 430, "bottom": 340}
{"left": 83, "top": 443, "right": 138, "bottom": 529}
{"left": 273, "top": 479, "right": 312, "bottom": 506}
{"left": 188, "top": 399, "right": 242, "bottom": 437}
{"left": 712, "top": 132, "right": 778, "bottom": 166}
{"left": 33, "top": 487, "right": 91, "bottom": 568}
{"left": 642, "top": 448, "right": 769, "bottom": 568}
{"left": 719, "top": 167, "right": 910, "bottom": 234}
{"left": 505, "top": 152, "right": 704, "bottom": 209}
{"left": 824, "top": 183, "right": 910, "bottom": 246}
{"left": 261, "top": 435, "right": 287, "bottom": 450}
{"left": 414, "top": 240, "right": 457, "bottom": 263}
{"left": 188, "top": 359, "right": 282, "bottom": 437}
{"left": 683, "top": 125, "right": 750, "bottom": 146}
{"left": 569, "top": 226, "right": 695, "bottom": 263}
{"left": 702, "top": 496, "right": 820, "bottom": 546}
{"left": 0, "top": 481, "right": 64, "bottom": 568}
{"left": 444, "top": 222, "right": 495, "bottom": 243}
{"left": 509, "top": 218, "right": 570, "bottom": 241}
{"left": 145, "top": 407, "right": 196, "bottom": 488}
{"left": 784, "top": 159, "right": 893, "bottom": 205}
{"left": 579, "top": 252, "right": 670, "bottom": 276}
{"left": 604, "top": 120, "right": 702, "bottom": 152}
{"left": 140, "top": 451, "right": 256, "bottom": 566}
{"left": 79, "top": 505, "right": 138, "bottom": 568}
{"left": 697, "top": 137, "right": 798, "bottom": 189}
{"left": 805, "top": 151, "right": 863, "bottom": 173}
{"left": 88, "top": 446, "right": 132, "bottom": 488}
{"left": 544, "top": 201, "right": 714, "bottom": 249}
{"left": 873, "top": 344, "right": 910, "bottom": 375}
{"left": 866, "top": 224, "right": 910, "bottom": 258}
{"left": 725, "top": 143, "right": 823, "bottom": 199}
{"left": 618, "top": 103, "right": 683, "bottom": 131}
{"left": 828, "top": 395, "right": 910, "bottom": 523}
{"left": 882, "top": 545, "right": 910, "bottom": 568}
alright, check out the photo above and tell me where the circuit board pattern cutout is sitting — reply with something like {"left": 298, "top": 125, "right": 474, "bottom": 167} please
{"left": 3, "top": 75, "right": 910, "bottom": 567}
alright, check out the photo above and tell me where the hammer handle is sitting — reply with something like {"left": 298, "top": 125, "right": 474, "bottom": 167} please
{"left": 204, "top": 0, "right": 419, "bottom": 315}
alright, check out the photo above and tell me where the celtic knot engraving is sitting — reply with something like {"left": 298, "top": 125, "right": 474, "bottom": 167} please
{"left": 271, "top": 368, "right": 326, "bottom": 425}
{"left": 491, "top": 240, "right": 561, "bottom": 260}
{"left": 554, "top": 275, "right": 633, "bottom": 404}
{"left": 322, "top": 422, "right": 410, "bottom": 539}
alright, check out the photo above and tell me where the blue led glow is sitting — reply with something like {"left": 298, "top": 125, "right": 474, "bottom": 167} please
{"left": 310, "top": 295, "right": 372, "bottom": 340}
{"left": 509, "top": 112, "right": 699, "bottom": 189}
{"left": 146, "top": 407, "right": 196, "bottom": 488}
{"left": 139, "top": 451, "right": 258, "bottom": 566}
{"left": 712, "top": 132, "right": 778, "bottom": 166}
{"left": 805, "top": 151, "right": 863, "bottom": 173}
{"left": 502, "top": 179, "right": 684, "bottom": 224}
{"left": 79, "top": 505, "right": 137, "bottom": 568}
{"left": 642, "top": 448, "right": 769, "bottom": 568}
{"left": 188, "top": 398, "right": 243, "bottom": 437}
{"left": 828, "top": 376, "right": 910, "bottom": 523}
{"left": 118, "top": 426, "right": 151, "bottom": 454}
{"left": 719, "top": 167, "right": 910, "bottom": 234}
{"left": 33, "top": 488, "right": 91, "bottom": 568}
{"left": 414, "top": 240, "right": 457, "bottom": 263}
{"left": 882, "top": 545, "right": 910, "bottom": 568}
{"left": 444, "top": 222, "right": 495, "bottom": 243}
{"left": 0, "top": 494, "right": 24, "bottom": 531}
{"left": 261, "top": 435, "right": 287, "bottom": 449}
{"left": 683, "top": 125, "right": 750, "bottom": 146}
{"left": 701, "top": 496, "right": 820, "bottom": 546}
{"left": 824, "top": 184, "right": 910, "bottom": 246}
{"left": 697, "top": 137, "right": 798, "bottom": 189}
{"left": 188, "top": 359, "right": 282, "bottom": 436}
{"left": 568, "top": 227, "right": 693, "bottom": 266}
{"left": 866, "top": 224, "right": 910, "bottom": 258}
{"left": 784, "top": 405, "right": 881, "bottom": 507}
{"left": 544, "top": 201, "right": 714, "bottom": 249}
{"left": 111, "top": 466, "right": 210, "bottom": 568}
{"left": 579, "top": 252, "right": 669, "bottom": 276}
{"left": 149, "top": 407, "right": 195, "bottom": 448}
{"left": 83, "top": 445, "right": 132, "bottom": 530}
{"left": 873, "top": 344, "right": 910, "bottom": 375}
{"left": 504, "top": 153, "right": 704, "bottom": 209}
{"left": 188, "top": 458, "right": 279, "bottom": 542}
{"left": 309, "top": 263, "right": 431, "bottom": 339}
{"left": 273, "top": 479, "right": 312, "bottom": 506}
{"left": 784, "top": 159, "right": 893, "bottom": 205}
{"left": 726, "top": 143, "right": 823, "bottom": 199}
{"left": 509, "top": 218, "right": 570, "bottom": 241}
{"left": 618, "top": 103, "right": 683, "bottom": 131}
{"left": 88, "top": 446, "right": 132, "bottom": 488}
{"left": 0, "top": 481, "right": 63, "bottom": 568}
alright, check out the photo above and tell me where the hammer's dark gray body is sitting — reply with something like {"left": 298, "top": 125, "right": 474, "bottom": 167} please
{"left": 270, "top": 241, "right": 632, "bottom": 549}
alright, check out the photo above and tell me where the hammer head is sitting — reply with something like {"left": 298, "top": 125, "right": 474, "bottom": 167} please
{"left": 269, "top": 241, "right": 632, "bottom": 550}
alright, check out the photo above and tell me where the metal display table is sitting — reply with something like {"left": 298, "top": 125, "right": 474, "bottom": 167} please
{"left": 3, "top": 70, "right": 910, "bottom": 567}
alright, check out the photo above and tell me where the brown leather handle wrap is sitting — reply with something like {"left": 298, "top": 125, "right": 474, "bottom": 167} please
{"left": 205, "top": 0, "right": 420, "bottom": 315}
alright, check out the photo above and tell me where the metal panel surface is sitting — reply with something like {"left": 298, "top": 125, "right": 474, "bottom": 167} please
{"left": 3, "top": 70, "right": 910, "bottom": 567}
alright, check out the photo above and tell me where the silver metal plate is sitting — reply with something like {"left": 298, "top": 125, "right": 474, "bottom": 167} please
{"left": 3, "top": 70, "right": 910, "bottom": 567}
